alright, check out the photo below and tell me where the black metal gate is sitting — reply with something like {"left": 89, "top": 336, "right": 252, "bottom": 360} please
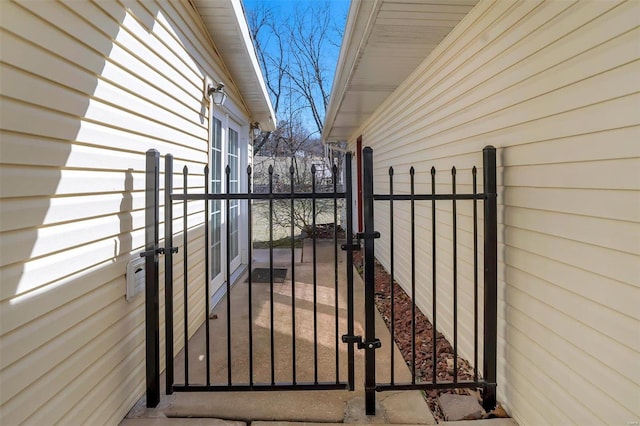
{"left": 358, "top": 146, "right": 498, "bottom": 414}
{"left": 142, "top": 146, "right": 497, "bottom": 416}
{"left": 142, "top": 151, "right": 356, "bottom": 407}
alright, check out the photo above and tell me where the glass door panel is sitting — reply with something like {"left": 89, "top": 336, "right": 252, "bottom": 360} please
{"left": 227, "top": 127, "right": 240, "bottom": 270}
{"left": 210, "top": 118, "right": 223, "bottom": 285}
{"left": 210, "top": 118, "right": 243, "bottom": 297}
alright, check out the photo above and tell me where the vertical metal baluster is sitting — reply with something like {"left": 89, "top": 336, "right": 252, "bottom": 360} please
{"left": 389, "top": 167, "right": 395, "bottom": 385}
{"left": 362, "top": 147, "right": 377, "bottom": 415}
{"left": 183, "top": 166, "right": 189, "bottom": 386}
{"left": 248, "top": 165, "right": 254, "bottom": 386}
{"left": 268, "top": 165, "right": 275, "bottom": 385}
{"left": 410, "top": 167, "right": 416, "bottom": 385}
{"left": 226, "top": 164, "right": 232, "bottom": 386}
{"left": 452, "top": 166, "right": 458, "bottom": 383}
{"left": 482, "top": 145, "right": 498, "bottom": 411}
{"left": 333, "top": 163, "right": 339, "bottom": 383}
{"left": 311, "top": 164, "right": 318, "bottom": 384}
{"left": 345, "top": 153, "right": 355, "bottom": 391}
{"left": 204, "top": 165, "right": 211, "bottom": 386}
{"left": 144, "top": 150, "right": 160, "bottom": 407}
{"left": 165, "top": 154, "right": 174, "bottom": 395}
{"left": 431, "top": 167, "right": 437, "bottom": 384}
{"left": 289, "top": 162, "right": 297, "bottom": 385}
{"left": 473, "top": 166, "right": 478, "bottom": 383}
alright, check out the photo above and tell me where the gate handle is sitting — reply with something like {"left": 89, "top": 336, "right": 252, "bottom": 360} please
{"left": 342, "top": 334, "right": 382, "bottom": 350}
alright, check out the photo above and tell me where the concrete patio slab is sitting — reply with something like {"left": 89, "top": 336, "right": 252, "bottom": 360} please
{"left": 345, "top": 391, "right": 435, "bottom": 424}
{"left": 124, "top": 240, "right": 435, "bottom": 424}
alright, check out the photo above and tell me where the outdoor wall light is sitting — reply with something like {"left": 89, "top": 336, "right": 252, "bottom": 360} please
{"left": 207, "top": 82, "right": 227, "bottom": 106}
{"left": 250, "top": 122, "right": 261, "bottom": 139}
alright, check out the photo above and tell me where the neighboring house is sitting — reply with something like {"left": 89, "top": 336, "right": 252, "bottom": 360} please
{"left": 323, "top": 1, "right": 639, "bottom": 425}
{"left": 0, "top": 1, "right": 275, "bottom": 424}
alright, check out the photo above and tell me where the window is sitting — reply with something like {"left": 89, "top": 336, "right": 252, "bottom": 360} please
{"left": 210, "top": 117, "right": 222, "bottom": 277}
{"left": 228, "top": 128, "right": 239, "bottom": 260}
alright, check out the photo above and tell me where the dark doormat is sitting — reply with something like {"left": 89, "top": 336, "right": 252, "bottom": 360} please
{"left": 249, "top": 268, "right": 287, "bottom": 283}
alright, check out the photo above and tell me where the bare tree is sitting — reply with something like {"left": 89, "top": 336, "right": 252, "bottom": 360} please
{"left": 247, "top": 1, "right": 341, "bottom": 137}
{"left": 247, "top": 6, "right": 285, "bottom": 116}
{"left": 263, "top": 156, "right": 337, "bottom": 237}
{"left": 247, "top": 1, "right": 346, "bottom": 239}
{"left": 284, "top": 3, "right": 333, "bottom": 135}
{"left": 252, "top": 117, "right": 337, "bottom": 236}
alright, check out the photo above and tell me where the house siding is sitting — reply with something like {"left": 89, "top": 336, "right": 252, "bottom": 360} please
{"left": 348, "top": 1, "right": 640, "bottom": 424}
{"left": 0, "top": 1, "right": 249, "bottom": 424}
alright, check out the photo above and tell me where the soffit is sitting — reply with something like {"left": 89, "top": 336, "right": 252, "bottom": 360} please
{"left": 193, "top": 0, "right": 276, "bottom": 130}
{"left": 323, "top": 0, "right": 477, "bottom": 142}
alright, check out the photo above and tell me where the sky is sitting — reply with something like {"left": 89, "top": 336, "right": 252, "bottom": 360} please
{"left": 243, "top": 0, "right": 350, "bottom": 26}
{"left": 242, "top": 0, "right": 351, "bottom": 133}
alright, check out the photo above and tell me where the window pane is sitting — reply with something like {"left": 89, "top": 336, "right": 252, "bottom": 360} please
{"left": 228, "top": 128, "right": 239, "bottom": 259}
{"left": 210, "top": 118, "right": 222, "bottom": 277}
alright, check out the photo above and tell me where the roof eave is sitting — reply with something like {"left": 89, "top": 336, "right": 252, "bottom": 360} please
{"left": 322, "top": 0, "right": 380, "bottom": 142}
{"left": 322, "top": 0, "right": 477, "bottom": 143}
{"left": 194, "top": 0, "right": 276, "bottom": 131}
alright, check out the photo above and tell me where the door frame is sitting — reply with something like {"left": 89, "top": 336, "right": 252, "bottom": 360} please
{"left": 356, "top": 135, "right": 363, "bottom": 232}
{"left": 209, "top": 112, "right": 247, "bottom": 300}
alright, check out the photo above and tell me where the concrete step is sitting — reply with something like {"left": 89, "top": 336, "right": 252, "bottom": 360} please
{"left": 121, "top": 419, "right": 244, "bottom": 426}
{"left": 250, "top": 420, "right": 519, "bottom": 426}
{"left": 122, "top": 422, "right": 517, "bottom": 426}
{"left": 443, "top": 420, "right": 518, "bottom": 426}
{"left": 254, "top": 423, "right": 430, "bottom": 426}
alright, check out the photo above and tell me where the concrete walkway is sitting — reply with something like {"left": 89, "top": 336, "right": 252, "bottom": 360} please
{"left": 123, "top": 240, "right": 516, "bottom": 425}
{"left": 121, "top": 420, "right": 517, "bottom": 426}
{"left": 120, "top": 417, "right": 517, "bottom": 426}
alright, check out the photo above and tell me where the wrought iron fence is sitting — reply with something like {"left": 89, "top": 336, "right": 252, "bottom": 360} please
{"left": 358, "top": 146, "right": 497, "bottom": 414}
{"left": 142, "top": 146, "right": 497, "bottom": 416}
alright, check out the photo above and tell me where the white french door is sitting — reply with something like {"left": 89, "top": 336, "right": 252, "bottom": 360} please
{"left": 210, "top": 117, "right": 242, "bottom": 295}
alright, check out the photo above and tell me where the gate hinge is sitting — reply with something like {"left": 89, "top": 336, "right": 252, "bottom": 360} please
{"left": 342, "top": 334, "right": 382, "bottom": 350}
{"left": 140, "top": 246, "right": 178, "bottom": 257}
{"left": 356, "top": 231, "right": 380, "bottom": 240}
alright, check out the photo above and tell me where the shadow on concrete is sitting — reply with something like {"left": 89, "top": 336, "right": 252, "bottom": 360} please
{"left": 126, "top": 241, "right": 435, "bottom": 424}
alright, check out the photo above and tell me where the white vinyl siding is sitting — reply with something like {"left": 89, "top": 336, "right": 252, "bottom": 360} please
{"left": 349, "top": 1, "right": 640, "bottom": 425}
{"left": 0, "top": 1, "right": 249, "bottom": 424}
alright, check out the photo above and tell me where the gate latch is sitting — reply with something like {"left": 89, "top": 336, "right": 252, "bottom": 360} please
{"left": 341, "top": 242, "right": 362, "bottom": 251}
{"left": 140, "top": 246, "right": 179, "bottom": 257}
{"left": 356, "top": 231, "right": 380, "bottom": 240}
{"left": 342, "top": 334, "right": 382, "bottom": 350}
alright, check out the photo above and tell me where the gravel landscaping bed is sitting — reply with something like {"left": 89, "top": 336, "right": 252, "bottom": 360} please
{"left": 352, "top": 250, "right": 482, "bottom": 422}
